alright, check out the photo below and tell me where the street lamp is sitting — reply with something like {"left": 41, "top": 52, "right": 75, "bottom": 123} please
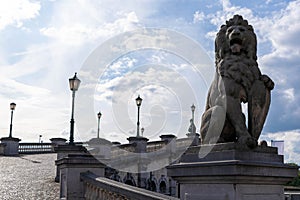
{"left": 68, "top": 72, "right": 81, "bottom": 145}
{"left": 141, "top": 127, "right": 144, "bottom": 137}
{"left": 191, "top": 104, "right": 195, "bottom": 121}
{"left": 97, "top": 111, "right": 102, "bottom": 138}
{"left": 135, "top": 95, "right": 143, "bottom": 137}
{"left": 9, "top": 102, "right": 16, "bottom": 138}
{"left": 191, "top": 104, "right": 196, "bottom": 134}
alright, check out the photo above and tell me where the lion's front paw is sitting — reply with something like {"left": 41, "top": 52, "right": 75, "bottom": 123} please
{"left": 238, "top": 136, "right": 257, "bottom": 149}
{"left": 261, "top": 74, "right": 274, "bottom": 90}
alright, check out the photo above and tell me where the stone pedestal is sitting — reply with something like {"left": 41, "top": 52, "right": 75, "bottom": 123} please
{"left": 54, "top": 144, "right": 87, "bottom": 182}
{"left": 50, "top": 138, "right": 67, "bottom": 151}
{"left": 56, "top": 154, "right": 106, "bottom": 200}
{"left": 167, "top": 143, "right": 298, "bottom": 200}
{"left": 127, "top": 136, "right": 149, "bottom": 153}
{"left": 88, "top": 138, "right": 112, "bottom": 159}
{"left": 127, "top": 136, "right": 149, "bottom": 188}
{"left": 0, "top": 137, "right": 21, "bottom": 156}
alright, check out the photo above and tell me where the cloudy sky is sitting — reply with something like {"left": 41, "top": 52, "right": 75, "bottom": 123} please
{"left": 0, "top": 0, "right": 299, "bottom": 164}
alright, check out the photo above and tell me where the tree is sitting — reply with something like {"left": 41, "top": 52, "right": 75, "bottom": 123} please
{"left": 286, "top": 163, "right": 300, "bottom": 187}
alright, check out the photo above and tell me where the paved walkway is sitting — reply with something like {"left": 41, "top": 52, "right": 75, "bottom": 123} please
{"left": 0, "top": 154, "right": 59, "bottom": 200}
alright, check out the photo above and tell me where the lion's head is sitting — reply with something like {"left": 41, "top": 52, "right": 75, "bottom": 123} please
{"left": 215, "top": 15, "right": 257, "bottom": 64}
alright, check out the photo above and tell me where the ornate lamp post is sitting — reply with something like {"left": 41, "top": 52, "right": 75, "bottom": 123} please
{"left": 68, "top": 72, "right": 81, "bottom": 145}
{"left": 135, "top": 95, "right": 143, "bottom": 137}
{"left": 191, "top": 104, "right": 195, "bottom": 120}
{"left": 97, "top": 111, "right": 102, "bottom": 138}
{"left": 9, "top": 102, "right": 16, "bottom": 138}
{"left": 141, "top": 127, "right": 144, "bottom": 137}
{"left": 191, "top": 104, "right": 195, "bottom": 134}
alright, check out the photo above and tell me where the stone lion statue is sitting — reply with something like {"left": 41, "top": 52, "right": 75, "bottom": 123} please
{"left": 200, "top": 15, "right": 274, "bottom": 148}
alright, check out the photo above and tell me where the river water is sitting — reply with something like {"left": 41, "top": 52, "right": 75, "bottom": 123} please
{"left": 0, "top": 154, "right": 59, "bottom": 200}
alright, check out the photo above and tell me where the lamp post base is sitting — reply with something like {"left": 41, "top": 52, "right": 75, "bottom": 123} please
{"left": 54, "top": 144, "right": 88, "bottom": 182}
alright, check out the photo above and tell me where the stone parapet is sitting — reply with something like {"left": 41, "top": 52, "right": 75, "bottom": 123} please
{"left": 56, "top": 154, "right": 106, "bottom": 200}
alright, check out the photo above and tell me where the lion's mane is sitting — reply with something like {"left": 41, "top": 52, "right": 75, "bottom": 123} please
{"left": 215, "top": 15, "right": 257, "bottom": 63}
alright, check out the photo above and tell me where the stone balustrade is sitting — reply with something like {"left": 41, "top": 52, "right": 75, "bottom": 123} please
{"left": 81, "top": 171, "right": 179, "bottom": 200}
{"left": 19, "top": 143, "right": 53, "bottom": 154}
{"left": 84, "top": 182, "right": 129, "bottom": 200}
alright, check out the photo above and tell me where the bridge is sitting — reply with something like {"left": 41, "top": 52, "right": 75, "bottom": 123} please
{"left": 1, "top": 136, "right": 299, "bottom": 200}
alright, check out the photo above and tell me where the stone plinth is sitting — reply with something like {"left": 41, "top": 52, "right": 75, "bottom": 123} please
{"left": 127, "top": 136, "right": 149, "bottom": 153}
{"left": 88, "top": 138, "right": 112, "bottom": 159}
{"left": 160, "top": 134, "right": 177, "bottom": 143}
{"left": 0, "top": 137, "right": 21, "bottom": 156}
{"left": 50, "top": 138, "right": 67, "bottom": 152}
{"left": 50, "top": 137, "right": 67, "bottom": 145}
{"left": 54, "top": 144, "right": 88, "bottom": 182}
{"left": 167, "top": 143, "right": 298, "bottom": 200}
{"left": 56, "top": 154, "right": 106, "bottom": 200}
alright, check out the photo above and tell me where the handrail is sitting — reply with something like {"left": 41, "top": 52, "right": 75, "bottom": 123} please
{"left": 81, "top": 172, "right": 179, "bottom": 200}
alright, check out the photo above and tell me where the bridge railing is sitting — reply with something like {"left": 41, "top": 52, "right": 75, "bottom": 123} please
{"left": 18, "top": 141, "right": 87, "bottom": 154}
{"left": 19, "top": 142, "right": 54, "bottom": 154}
{"left": 18, "top": 143, "right": 53, "bottom": 154}
{"left": 81, "top": 172, "right": 179, "bottom": 200}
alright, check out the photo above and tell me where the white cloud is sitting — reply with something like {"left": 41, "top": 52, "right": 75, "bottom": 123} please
{"left": 0, "top": 0, "right": 165, "bottom": 143}
{"left": 40, "top": 11, "right": 140, "bottom": 45}
{"left": 204, "top": 0, "right": 259, "bottom": 41}
{"left": 258, "top": 1, "right": 300, "bottom": 121}
{"left": 282, "top": 88, "right": 295, "bottom": 102}
{"left": 0, "top": 76, "right": 70, "bottom": 142}
{"left": 266, "top": 0, "right": 272, "bottom": 4}
{"left": 208, "top": 0, "right": 254, "bottom": 27}
{"left": 92, "top": 63, "right": 204, "bottom": 140}
{"left": 0, "top": 0, "right": 40, "bottom": 30}
{"left": 0, "top": 76, "right": 48, "bottom": 97}
{"left": 193, "top": 11, "right": 205, "bottom": 23}
{"left": 204, "top": 0, "right": 283, "bottom": 45}
{"left": 261, "top": 130, "right": 300, "bottom": 164}
{"left": 267, "top": 0, "right": 300, "bottom": 55}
